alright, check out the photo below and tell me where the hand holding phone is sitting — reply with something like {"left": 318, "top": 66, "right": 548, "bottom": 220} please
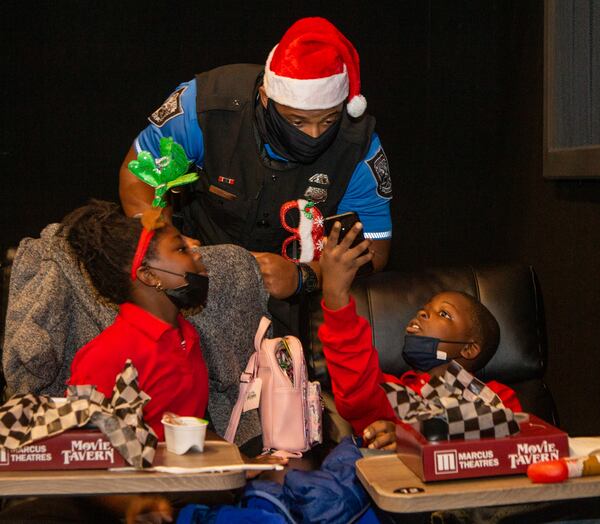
{"left": 320, "top": 212, "right": 375, "bottom": 310}
{"left": 323, "top": 212, "right": 374, "bottom": 277}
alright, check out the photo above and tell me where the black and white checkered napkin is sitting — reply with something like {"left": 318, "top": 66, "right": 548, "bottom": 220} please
{"left": 0, "top": 360, "right": 157, "bottom": 468}
{"left": 382, "top": 361, "right": 519, "bottom": 440}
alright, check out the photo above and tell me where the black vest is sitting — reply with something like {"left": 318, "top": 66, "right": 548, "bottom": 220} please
{"left": 181, "top": 64, "right": 375, "bottom": 253}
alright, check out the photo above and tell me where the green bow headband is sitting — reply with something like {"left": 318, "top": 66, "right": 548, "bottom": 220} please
{"left": 127, "top": 137, "right": 199, "bottom": 208}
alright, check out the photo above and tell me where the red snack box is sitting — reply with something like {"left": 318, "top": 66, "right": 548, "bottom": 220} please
{"left": 395, "top": 414, "right": 569, "bottom": 482}
{"left": 0, "top": 429, "right": 126, "bottom": 471}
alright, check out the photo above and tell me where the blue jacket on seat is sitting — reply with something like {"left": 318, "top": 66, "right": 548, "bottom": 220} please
{"left": 176, "top": 437, "right": 380, "bottom": 524}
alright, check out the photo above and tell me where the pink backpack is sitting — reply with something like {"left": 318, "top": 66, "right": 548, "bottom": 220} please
{"left": 225, "top": 316, "right": 322, "bottom": 455}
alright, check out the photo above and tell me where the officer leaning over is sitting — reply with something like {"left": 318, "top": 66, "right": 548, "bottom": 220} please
{"left": 119, "top": 17, "right": 393, "bottom": 300}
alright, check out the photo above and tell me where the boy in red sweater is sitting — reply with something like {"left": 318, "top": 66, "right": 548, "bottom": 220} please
{"left": 318, "top": 221, "right": 521, "bottom": 450}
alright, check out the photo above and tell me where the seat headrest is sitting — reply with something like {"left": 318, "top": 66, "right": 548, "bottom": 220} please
{"left": 306, "top": 264, "right": 547, "bottom": 386}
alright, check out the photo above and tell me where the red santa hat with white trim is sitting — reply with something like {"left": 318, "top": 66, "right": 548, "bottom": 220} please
{"left": 264, "top": 17, "right": 367, "bottom": 118}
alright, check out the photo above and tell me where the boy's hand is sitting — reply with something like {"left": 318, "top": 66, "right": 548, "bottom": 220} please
{"left": 320, "top": 221, "right": 373, "bottom": 310}
{"left": 363, "top": 420, "right": 397, "bottom": 451}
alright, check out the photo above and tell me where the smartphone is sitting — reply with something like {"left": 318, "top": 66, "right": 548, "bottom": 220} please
{"left": 324, "top": 211, "right": 374, "bottom": 277}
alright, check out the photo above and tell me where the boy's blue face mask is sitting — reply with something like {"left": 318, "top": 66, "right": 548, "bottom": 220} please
{"left": 402, "top": 335, "right": 473, "bottom": 372}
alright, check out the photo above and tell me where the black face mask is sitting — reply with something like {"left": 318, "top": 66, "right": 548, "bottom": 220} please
{"left": 256, "top": 99, "right": 342, "bottom": 164}
{"left": 145, "top": 266, "right": 209, "bottom": 309}
{"left": 402, "top": 335, "right": 473, "bottom": 372}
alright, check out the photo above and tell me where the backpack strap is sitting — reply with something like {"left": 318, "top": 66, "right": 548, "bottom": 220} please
{"left": 224, "top": 351, "right": 258, "bottom": 443}
{"left": 254, "top": 316, "right": 272, "bottom": 348}
{"left": 225, "top": 317, "right": 270, "bottom": 443}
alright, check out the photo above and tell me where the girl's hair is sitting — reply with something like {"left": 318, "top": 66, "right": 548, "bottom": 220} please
{"left": 61, "top": 200, "right": 160, "bottom": 304}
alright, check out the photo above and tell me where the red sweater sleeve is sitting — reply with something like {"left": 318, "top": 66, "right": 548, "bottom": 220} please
{"left": 318, "top": 297, "right": 398, "bottom": 434}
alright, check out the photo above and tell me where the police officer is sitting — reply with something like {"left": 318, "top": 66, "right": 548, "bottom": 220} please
{"left": 119, "top": 17, "right": 392, "bottom": 301}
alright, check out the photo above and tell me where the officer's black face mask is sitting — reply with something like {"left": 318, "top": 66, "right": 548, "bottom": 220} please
{"left": 145, "top": 266, "right": 209, "bottom": 310}
{"left": 261, "top": 99, "right": 342, "bottom": 164}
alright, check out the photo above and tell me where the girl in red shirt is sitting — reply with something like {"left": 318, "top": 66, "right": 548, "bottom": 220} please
{"left": 63, "top": 200, "right": 212, "bottom": 524}
{"left": 63, "top": 200, "right": 209, "bottom": 440}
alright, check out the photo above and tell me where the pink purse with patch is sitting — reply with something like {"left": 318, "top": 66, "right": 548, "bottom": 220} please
{"left": 225, "top": 316, "right": 322, "bottom": 455}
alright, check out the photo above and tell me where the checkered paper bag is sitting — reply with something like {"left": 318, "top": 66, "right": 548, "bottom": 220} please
{"left": 382, "top": 361, "right": 519, "bottom": 440}
{"left": 0, "top": 360, "right": 157, "bottom": 468}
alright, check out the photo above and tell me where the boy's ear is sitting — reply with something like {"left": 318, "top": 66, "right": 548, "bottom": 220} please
{"left": 460, "top": 342, "right": 481, "bottom": 361}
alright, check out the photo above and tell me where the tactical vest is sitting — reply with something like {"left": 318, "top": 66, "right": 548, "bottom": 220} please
{"left": 180, "top": 64, "right": 375, "bottom": 253}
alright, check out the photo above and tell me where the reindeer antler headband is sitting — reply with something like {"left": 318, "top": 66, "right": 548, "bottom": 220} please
{"left": 127, "top": 137, "right": 199, "bottom": 281}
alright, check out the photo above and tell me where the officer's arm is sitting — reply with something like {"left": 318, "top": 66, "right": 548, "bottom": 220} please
{"left": 252, "top": 253, "right": 300, "bottom": 299}
{"left": 370, "top": 239, "right": 390, "bottom": 272}
{"left": 119, "top": 145, "right": 157, "bottom": 216}
{"left": 119, "top": 145, "right": 173, "bottom": 221}
{"left": 337, "top": 135, "right": 393, "bottom": 269}
{"left": 119, "top": 80, "right": 200, "bottom": 221}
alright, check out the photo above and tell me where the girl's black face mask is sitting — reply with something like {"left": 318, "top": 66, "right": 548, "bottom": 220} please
{"left": 145, "top": 266, "right": 209, "bottom": 309}
{"left": 257, "top": 99, "right": 342, "bottom": 164}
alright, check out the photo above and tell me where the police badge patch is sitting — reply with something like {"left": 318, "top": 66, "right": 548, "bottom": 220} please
{"left": 366, "top": 147, "right": 392, "bottom": 199}
{"left": 304, "top": 173, "right": 330, "bottom": 203}
{"left": 148, "top": 86, "right": 187, "bottom": 127}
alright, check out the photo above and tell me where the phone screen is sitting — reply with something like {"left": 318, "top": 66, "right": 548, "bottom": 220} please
{"left": 324, "top": 212, "right": 362, "bottom": 245}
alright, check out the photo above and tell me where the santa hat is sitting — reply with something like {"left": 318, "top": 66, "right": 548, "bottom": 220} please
{"left": 264, "top": 17, "right": 367, "bottom": 118}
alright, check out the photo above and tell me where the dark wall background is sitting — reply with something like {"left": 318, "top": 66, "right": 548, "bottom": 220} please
{"left": 3, "top": 1, "right": 599, "bottom": 435}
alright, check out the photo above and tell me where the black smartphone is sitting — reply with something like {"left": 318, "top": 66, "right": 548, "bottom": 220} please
{"left": 324, "top": 211, "right": 374, "bottom": 277}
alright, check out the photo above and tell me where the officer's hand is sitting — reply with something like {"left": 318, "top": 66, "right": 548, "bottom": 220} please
{"left": 252, "top": 253, "right": 298, "bottom": 299}
{"left": 362, "top": 420, "right": 397, "bottom": 451}
{"left": 182, "top": 236, "right": 207, "bottom": 273}
{"left": 182, "top": 235, "right": 201, "bottom": 251}
{"left": 320, "top": 221, "right": 373, "bottom": 310}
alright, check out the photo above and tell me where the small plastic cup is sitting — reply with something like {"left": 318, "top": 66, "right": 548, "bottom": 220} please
{"left": 161, "top": 416, "right": 209, "bottom": 455}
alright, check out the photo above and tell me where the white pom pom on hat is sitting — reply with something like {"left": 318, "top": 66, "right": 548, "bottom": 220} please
{"left": 264, "top": 17, "right": 367, "bottom": 117}
{"left": 346, "top": 93, "right": 367, "bottom": 118}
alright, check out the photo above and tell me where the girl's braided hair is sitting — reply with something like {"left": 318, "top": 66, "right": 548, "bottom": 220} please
{"left": 61, "top": 200, "right": 160, "bottom": 304}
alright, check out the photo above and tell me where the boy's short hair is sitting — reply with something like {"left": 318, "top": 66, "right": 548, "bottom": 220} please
{"left": 454, "top": 291, "right": 500, "bottom": 371}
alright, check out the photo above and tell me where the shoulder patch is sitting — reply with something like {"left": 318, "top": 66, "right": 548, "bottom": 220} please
{"left": 366, "top": 147, "right": 392, "bottom": 199}
{"left": 148, "top": 86, "right": 187, "bottom": 127}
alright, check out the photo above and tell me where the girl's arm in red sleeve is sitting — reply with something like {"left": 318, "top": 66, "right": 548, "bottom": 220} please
{"left": 486, "top": 380, "right": 523, "bottom": 412}
{"left": 318, "top": 296, "right": 398, "bottom": 434}
{"left": 66, "top": 343, "right": 123, "bottom": 399}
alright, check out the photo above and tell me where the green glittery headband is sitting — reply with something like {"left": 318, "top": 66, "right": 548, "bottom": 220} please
{"left": 127, "top": 137, "right": 199, "bottom": 208}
